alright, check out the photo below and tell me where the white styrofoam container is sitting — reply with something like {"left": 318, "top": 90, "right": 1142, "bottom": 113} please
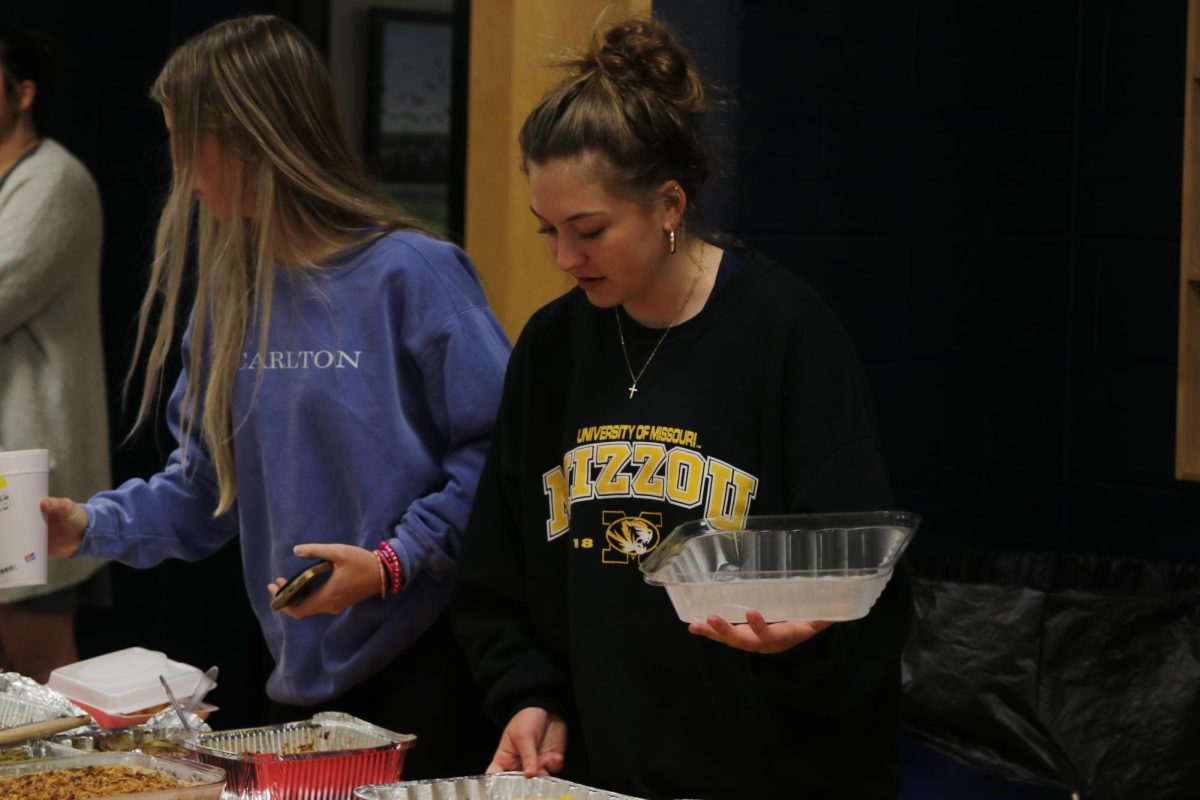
{"left": 46, "top": 647, "right": 205, "bottom": 715}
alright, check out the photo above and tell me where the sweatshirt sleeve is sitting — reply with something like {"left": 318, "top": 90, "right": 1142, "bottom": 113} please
{"left": 451, "top": 332, "right": 573, "bottom": 725}
{"left": 747, "top": 288, "right": 912, "bottom": 714}
{"left": 385, "top": 301, "right": 511, "bottom": 588}
{"left": 79, "top": 325, "right": 239, "bottom": 565}
{"left": 0, "top": 158, "right": 102, "bottom": 339}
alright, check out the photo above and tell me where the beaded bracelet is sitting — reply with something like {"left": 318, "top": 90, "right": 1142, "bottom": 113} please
{"left": 374, "top": 540, "right": 403, "bottom": 596}
{"left": 382, "top": 542, "right": 402, "bottom": 594}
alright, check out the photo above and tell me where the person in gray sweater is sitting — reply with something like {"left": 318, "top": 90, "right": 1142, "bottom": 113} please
{"left": 0, "top": 25, "right": 109, "bottom": 682}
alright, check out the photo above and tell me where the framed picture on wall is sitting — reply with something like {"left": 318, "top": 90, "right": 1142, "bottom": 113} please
{"left": 365, "top": 6, "right": 468, "bottom": 237}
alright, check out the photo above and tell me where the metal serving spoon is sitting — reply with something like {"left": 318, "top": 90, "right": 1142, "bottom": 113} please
{"left": 159, "top": 674, "right": 192, "bottom": 733}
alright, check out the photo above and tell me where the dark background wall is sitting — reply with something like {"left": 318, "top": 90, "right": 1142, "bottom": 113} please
{"left": 661, "top": 6, "right": 1197, "bottom": 795}
{"left": 664, "top": 0, "right": 1199, "bottom": 566}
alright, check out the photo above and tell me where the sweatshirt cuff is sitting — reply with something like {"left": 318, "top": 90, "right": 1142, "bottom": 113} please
{"left": 749, "top": 625, "right": 844, "bottom": 686}
{"left": 74, "top": 502, "right": 105, "bottom": 558}
{"left": 385, "top": 533, "right": 416, "bottom": 589}
{"left": 511, "top": 697, "right": 571, "bottom": 724}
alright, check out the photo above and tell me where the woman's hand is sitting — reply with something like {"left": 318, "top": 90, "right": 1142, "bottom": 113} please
{"left": 486, "top": 706, "right": 567, "bottom": 777}
{"left": 267, "top": 543, "right": 382, "bottom": 619}
{"left": 40, "top": 497, "right": 88, "bottom": 557}
{"left": 689, "top": 611, "right": 832, "bottom": 654}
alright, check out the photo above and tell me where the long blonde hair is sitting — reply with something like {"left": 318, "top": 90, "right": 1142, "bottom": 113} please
{"left": 132, "top": 15, "right": 429, "bottom": 515}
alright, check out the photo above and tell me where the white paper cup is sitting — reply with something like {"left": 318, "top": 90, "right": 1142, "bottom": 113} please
{"left": 0, "top": 449, "right": 50, "bottom": 588}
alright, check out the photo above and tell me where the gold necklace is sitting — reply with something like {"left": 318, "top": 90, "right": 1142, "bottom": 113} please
{"left": 615, "top": 252, "right": 704, "bottom": 399}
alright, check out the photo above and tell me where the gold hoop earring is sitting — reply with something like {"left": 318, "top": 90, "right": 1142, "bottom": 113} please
{"left": 669, "top": 229, "right": 677, "bottom": 255}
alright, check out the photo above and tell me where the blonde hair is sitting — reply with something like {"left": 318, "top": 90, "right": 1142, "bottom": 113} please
{"left": 132, "top": 15, "right": 429, "bottom": 515}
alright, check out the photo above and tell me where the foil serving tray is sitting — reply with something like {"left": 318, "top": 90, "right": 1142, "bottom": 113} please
{"left": 355, "top": 772, "right": 644, "bottom": 800}
{"left": 0, "top": 692, "right": 60, "bottom": 729}
{"left": 185, "top": 711, "right": 414, "bottom": 800}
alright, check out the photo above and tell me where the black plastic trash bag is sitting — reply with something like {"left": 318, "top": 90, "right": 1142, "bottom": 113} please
{"left": 901, "top": 552, "right": 1200, "bottom": 800}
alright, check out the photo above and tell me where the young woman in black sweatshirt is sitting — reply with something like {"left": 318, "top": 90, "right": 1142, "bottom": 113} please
{"left": 451, "top": 16, "right": 911, "bottom": 800}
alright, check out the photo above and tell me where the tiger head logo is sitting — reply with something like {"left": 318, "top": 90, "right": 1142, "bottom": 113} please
{"left": 605, "top": 515, "right": 660, "bottom": 557}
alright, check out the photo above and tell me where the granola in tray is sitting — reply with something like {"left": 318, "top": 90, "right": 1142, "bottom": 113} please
{"left": 0, "top": 763, "right": 183, "bottom": 799}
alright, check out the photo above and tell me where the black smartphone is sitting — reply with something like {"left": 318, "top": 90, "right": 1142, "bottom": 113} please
{"left": 270, "top": 560, "right": 334, "bottom": 611}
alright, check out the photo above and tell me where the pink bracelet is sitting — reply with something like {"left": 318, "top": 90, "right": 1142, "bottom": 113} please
{"left": 374, "top": 541, "right": 403, "bottom": 595}
{"left": 383, "top": 542, "right": 402, "bottom": 594}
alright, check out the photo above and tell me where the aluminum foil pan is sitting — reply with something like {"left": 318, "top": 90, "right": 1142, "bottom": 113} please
{"left": 146, "top": 705, "right": 212, "bottom": 734}
{"left": 0, "top": 671, "right": 85, "bottom": 718}
{"left": 184, "top": 711, "right": 414, "bottom": 800}
{"left": 0, "top": 739, "right": 84, "bottom": 762}
{"left": 52, "top": 726, "right": 193, "bottom": 758}
{"left": 355, "top": 773, "right": 644, "bottom": 800}
{"left": 0, "top": 691, "right": 65, "bottom": 729}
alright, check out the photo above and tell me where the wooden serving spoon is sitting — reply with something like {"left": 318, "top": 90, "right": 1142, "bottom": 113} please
{"left": 0, "top": 714, "right": 91, "bottom": 746}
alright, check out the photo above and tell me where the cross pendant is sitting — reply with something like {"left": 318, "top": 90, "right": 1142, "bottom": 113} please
{"left": 627, "top": 383, "right": 638, "bottom": 398}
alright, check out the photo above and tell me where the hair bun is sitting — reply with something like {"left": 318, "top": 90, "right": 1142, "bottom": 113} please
{"left": 586, "top": 17, "right": 707, "bottom": 116}
{"left": 522, "top": 14, "right": 712, "bottom": 201}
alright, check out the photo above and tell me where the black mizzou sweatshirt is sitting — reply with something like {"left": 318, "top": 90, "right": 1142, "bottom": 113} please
{"left": 452, "top": 249, "right": 911, "bottom": 800}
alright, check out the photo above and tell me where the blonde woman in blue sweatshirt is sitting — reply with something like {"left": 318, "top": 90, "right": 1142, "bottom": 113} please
{"left": 40, "top": 15, "right": 508, "bottom": 778}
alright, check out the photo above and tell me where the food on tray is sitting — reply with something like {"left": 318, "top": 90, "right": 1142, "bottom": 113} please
{"left": 123, "top": 738, "right": 188, "bottom": 758}
{"left": 243, "top": 740, "right": 316, "bottom": 756}
{"left": 53, "top": 728, "right": 189, "bottom": 758}
{"left": 0, "top": 763, "right": 183, "bottom": 799}
{"left": 125, "top": 703, "right": 169, "bottom": 717}
{"left": 235, "top": 725, "right": 330, "bottom": 756}
{"left": 94, "top": 731, "right": 135, "bottom": 753}
{"left": 0, "top": 741, "right": 83, "bottom": 763}
{"left": 97, "top": 733, "right": 187, "bottom": 758}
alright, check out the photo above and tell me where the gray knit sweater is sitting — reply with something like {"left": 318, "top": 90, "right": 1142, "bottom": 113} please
{"left": 0, "top": 138, "right": 108, "bottom": 601}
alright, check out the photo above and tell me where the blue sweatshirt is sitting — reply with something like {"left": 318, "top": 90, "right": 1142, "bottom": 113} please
{"left": 79, "top": 231, "right": 511, "bottom": 705}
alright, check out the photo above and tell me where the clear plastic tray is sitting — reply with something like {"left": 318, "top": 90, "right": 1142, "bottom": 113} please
{"left": 640, "top": 511, "right": 919, "bottom": 622}
{"left": 184, "top": 711, "right": 414, "bottom": 800}
{"left": 355, "top": 772, "right": 643, "bottom": 800}
{"left": 0, "top": 750, "right": 226, "bottom": 798}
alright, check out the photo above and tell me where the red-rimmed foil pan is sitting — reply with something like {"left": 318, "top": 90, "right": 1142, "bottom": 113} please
{"left": 183, "top": 711, "right": 414, "bottom": 800}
